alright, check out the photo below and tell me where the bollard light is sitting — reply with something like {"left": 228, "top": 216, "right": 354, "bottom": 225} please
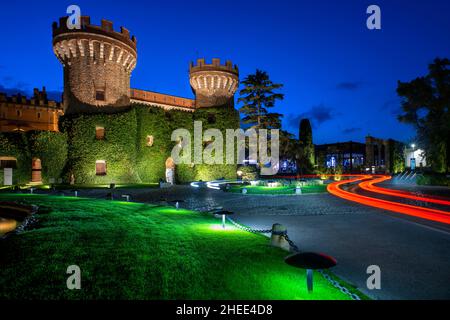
{"left": 285, "top": 252, "right": 337, "bottom": 293}
{"left": 169, "top": 200, "right": 184, "bottom": 210}
{"left": 214, "top": 210, "right": 234, "bottom": 230}
{"left": 242, "top": 188, "right": 247, "bottom": 194}
{"left": 30, "top": 188, "right": 35, "bottom": 194}
{"left": 74, "top": 190, "right": 78, "bottom": 197}
{"left": 295, "top": 186, "right": 302, "bottom": 195}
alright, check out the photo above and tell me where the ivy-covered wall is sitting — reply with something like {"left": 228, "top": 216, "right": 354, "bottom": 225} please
{"left": 60, "top": 104, "right": 239, "bottom": 184}
{"left": 0, "top": 131, "right": 67, "bottom": 185}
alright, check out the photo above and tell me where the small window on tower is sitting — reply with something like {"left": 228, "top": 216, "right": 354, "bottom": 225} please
{"left": 96, "top": 90, "right": 105, "bottom": 101}
{"left": 207, "top": 114, "right": 216, "bottom": 124}
{"left": 16, "top": 110, "right": 22, "bottom": 117}
{"left": 37, "top": 112, "right": 41, "bottom": 119}
{"left": 95, "top": 160, "right": 107, "bottom": 176}
{"left": 96, "top": 126, "right": 105, "bottom": 140}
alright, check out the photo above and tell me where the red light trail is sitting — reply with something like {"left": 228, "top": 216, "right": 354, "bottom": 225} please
{"left": 327, "top": 175, "right": 450, "bottom": 225}
{"left": 358, "top": 175, "right": 450, "bottom": 206}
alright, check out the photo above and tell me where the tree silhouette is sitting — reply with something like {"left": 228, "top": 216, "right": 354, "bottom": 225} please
{"left": 397, "top": 58, "right": 450, "bottom": 173}
{"left": 238, "top": 70, "right": 284, "bottom": 130}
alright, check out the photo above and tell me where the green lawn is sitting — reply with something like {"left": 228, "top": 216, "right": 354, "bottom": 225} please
{"left": 0, "top": 194, "right": 358, "bottom": 300}
{"left": 0, "top": 183, "right": 159, "bottom": 191}
{"left": 226, "top": 184, "right": 328, "bottom": 195}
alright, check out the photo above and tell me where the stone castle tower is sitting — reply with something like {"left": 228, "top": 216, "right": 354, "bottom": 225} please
{"left": 189, "top": 58, "right": 239, "bottom": 108}
{"left": 52, "top": 16, "right": 137, "bottom": 114}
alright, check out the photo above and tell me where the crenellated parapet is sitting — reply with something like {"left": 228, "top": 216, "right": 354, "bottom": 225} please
{"left": 52, "top": 17, "right": 137, "bottom": 72}
{"left": 52, "top": 16, "right": 138, "bottom": 113}
{"left": 189, "top": 58, "right": 239, "bottom": 108}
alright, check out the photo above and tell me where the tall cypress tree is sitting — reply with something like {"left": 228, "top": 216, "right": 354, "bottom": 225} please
{"left": 298, "top": 118, "right": 315, "bottom": 173}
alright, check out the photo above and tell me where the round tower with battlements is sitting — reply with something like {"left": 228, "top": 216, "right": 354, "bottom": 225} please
{"left": 52, "top": 16, "right": 137, "bottom": 113}
{"left": 189, "top": 58, "right": 239, "bottom": 108}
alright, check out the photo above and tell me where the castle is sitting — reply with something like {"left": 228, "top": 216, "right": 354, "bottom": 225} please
{"left": 0, "top": 16, "right": 240, "bottom": 186}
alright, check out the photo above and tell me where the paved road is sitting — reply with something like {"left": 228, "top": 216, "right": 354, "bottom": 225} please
{"left": 39, "top": 185, "right": 450, "bottom": 300}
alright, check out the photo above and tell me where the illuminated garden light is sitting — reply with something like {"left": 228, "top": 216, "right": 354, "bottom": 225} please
{"left": 121, "top": 194, "right": 130, "bottom": 202}
{"left": 169, "top": 200, "right": 184, "bottom": 210}
{"left": 214, "top": 210, "right": 234, "bottom": 229}
{"left": 267, "top": 181, "right": 279, "bottom": 188}
{"left": 74, "top": 190, "right": 78, "bottom": 197}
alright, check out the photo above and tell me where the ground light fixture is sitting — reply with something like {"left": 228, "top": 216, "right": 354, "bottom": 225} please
{"left": 285, "top": 252, "right": 337, "bottom": 293}
{"left": 121, "top": 194, "right": 130, "bottom": 202}
{"left": 214, "top": 210, "right": 234, "bottom": 229}
{"left": 169, "top": 200, "right": 185, "bottom": 210}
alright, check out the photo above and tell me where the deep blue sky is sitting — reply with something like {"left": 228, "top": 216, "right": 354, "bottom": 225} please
{"left": 0, "top": 0, "right": 449, "bottom": 144}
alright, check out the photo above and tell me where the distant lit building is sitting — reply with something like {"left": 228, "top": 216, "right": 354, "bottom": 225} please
{"left": 404, "top": 146, "right": 426, "bottom": 169}
{"left": 315, "top": 141, "right": 365, "bottom": 172}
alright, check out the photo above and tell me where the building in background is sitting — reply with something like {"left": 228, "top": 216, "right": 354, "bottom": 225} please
{"left": 0, "top": 88, "right": 63, "bottom": 132}
{"left": 404, "top": 145, "right": 427, "bottom": 170}
{"left": 315, "top": 136, "right": 406, "bottom": 174}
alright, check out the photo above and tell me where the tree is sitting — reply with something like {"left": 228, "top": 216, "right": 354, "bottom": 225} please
{"left": 238, "top": 70, "right": 284, "bottom": 130}
{"left": 397, "top": 58, "right": 450, "bottom": 173}
{"left": 298, "top": 118, "right": 315, "bottom": 173}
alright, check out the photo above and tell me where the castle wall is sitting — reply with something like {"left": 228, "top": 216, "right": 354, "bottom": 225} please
{"left": 60, "top": 104, "right": 240, "bottom": 184}
{"left": 0, "top": 89, "right": 63, "bottom": 133}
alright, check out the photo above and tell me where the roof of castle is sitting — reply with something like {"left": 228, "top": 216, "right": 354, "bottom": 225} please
{"left": 130, "top": 88, "right": 195, "bottom": 112}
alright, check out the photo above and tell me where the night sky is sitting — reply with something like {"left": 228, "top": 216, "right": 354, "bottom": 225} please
{"left": 0, "top": 0, "right": 449, "bottom": 144}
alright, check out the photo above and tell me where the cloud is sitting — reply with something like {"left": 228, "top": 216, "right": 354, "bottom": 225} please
{"left": 288, "top": 104, "right": 337, "bottom": 128}
{"left": 336, "top": 81, "right": 364, "bottom": 90}
{"left": 342, "top": 127, "right": 362, "bottom": 134}
{"left": 0, "top": 84, "right": 29, "bottom": 96}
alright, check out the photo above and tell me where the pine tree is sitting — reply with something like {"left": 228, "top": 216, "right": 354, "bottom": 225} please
{"left": 238, "top": 70, "right": 284, "bottom": 129}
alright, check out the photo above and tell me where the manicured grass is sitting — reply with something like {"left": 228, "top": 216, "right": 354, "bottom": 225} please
{"left": 0, "top": 183, "right": 159, "bottom": 191}
{"left": 0, "top": 194, "right": 359, "bottom": 300}
{"left": 226, "top": 184, "right": 328, "bottom": 195}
